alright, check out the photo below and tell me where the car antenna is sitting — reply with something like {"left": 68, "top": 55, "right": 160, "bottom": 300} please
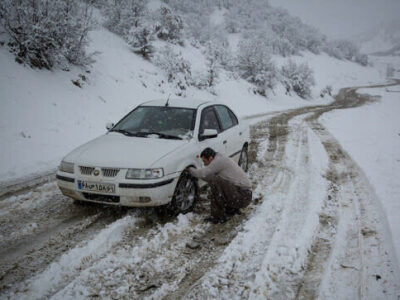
{"left": 165, "top": 94, "right": 171, "bottom": 107}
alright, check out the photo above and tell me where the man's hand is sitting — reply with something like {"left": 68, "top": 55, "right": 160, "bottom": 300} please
{"left": 186, "top": 167, "right": 196, "bottom": 178}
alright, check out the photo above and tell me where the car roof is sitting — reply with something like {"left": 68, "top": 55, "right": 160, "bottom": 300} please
{"left": 140, "top": 98, "right": 218, "bottom": 109}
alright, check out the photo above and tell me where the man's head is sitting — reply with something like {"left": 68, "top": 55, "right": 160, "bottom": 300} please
{"left": 200, "top": 147, "right": 216, "bottom": 166}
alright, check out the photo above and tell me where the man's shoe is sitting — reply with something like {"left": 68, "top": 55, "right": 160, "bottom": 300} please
{"left": 204, "top": 216, "right": 227, "bottom": 224}
{"left": 226, "top": 208, "right": 241, "bottom": 216}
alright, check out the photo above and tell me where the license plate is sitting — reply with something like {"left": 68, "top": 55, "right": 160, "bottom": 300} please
{"left": 77, "top": 180, "right": 115, "bottom": 194}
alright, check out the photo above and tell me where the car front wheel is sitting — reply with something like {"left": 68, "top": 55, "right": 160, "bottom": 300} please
{"left": 238, "top": 145, "right": 249, "bottom": 172}
{"left": 170, "top": 171, "right": 198, "bottom": 214}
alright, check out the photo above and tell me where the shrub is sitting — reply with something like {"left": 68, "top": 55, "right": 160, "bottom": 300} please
{"left": 320, "top": 85, "right": 332, "bottom": 98}
{"left": 237, "top": 36, "right": 277, "bottom": 95}
{"left": 323, "top": 39, "right": 366, "bottom": 64}
{"left": 281, "top": 60, "right": 315, "bottom": 99}
{"left": 154, "top": 7, "right": 183, "bottom": 45}
{"left": 0, "top": 0, "right": 95, "bottom": 69}
{"left": 153, "top": 45, "right": 191, "bottom": 89}
{"left": 355, "top": 53, "right": 368, "bottom": 66}
{"left": 103, "top": 0, "right": 153, "bottom": 57}
{"left": 127, "top": 22, "right": 154, "bottom": 59}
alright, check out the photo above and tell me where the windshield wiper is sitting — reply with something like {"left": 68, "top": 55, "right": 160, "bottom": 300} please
{"left": 135, "top": 131, "right": 183, "bottom": 140}
{"left": 109, "top": 129, "right": 136, "bottom": 136}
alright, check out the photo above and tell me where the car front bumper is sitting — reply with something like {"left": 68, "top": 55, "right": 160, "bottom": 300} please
{"left": 56, "top": 172, "right": 178, "bottom": 207}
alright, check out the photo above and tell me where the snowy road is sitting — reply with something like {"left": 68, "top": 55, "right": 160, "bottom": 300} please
{"left": 1, "top": 82, "right": 399, "bottom": 299}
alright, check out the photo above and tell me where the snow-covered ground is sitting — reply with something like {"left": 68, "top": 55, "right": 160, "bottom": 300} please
{"left": 321, "top": 85, "right": 400, "bottom": 267}
{"left": 2, "top": 84, "right": 399, "bottom": 299}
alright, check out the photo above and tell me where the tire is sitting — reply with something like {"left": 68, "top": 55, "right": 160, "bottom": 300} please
{"left": 170, "top": 171, "right": 198, "bottom": 214}
{"left": 73, "top": 199, "right": 85, "bottom": 205}
{"left": 238, "top": 145, "right": 249, "bottom": 172}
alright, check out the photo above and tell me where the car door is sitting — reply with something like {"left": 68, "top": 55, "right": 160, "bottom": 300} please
{"left": 198, "top": 106, "right": 225, "bottom": 155}
{"left": 214, "top": 105, "right": 242, "bottom": 161}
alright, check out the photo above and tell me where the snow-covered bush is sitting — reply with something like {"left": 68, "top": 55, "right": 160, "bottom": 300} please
{"left": 323, "top": 39, "right": 366, "bottom": 65}
{"left": 161, "top": 0, "right": 216, "bottom": 45}
{"left": 0, "top": 0, "right": 95, "bottom": 69}
{"left": 103, "top": 0, "right": 154, "bottom": 57}
{"left": 127, "top": 22, "right": 154, "bottom": 59}
{"left": 103, "top": 0, "right": 146, "bottom": 36}
{"left": 281, "top": 60, "right": 315, "bottom": 99}
{"left": 153, "top": 45, "right": 191, "bottom": 90}
{"left": 201, "top": 40, "right": 230, "bottom": 88}
{"left": 237, "top": 36, "right": 277, "bottom": 95}
{"left": 270, "top": 36, "right": 296, "bottom": 57}
{"left": 154, "top": 7, "right": 183, "bottom": 45}
{"left": 204, "top": 34, "right": 232, "bottom": 67}
{"left": 104, "top": 2, "right": 184, "bottom": 56}
{"left": 355, "top": 53, "right": 368, "bottom": 66}
{"left": 320, "top": 85, "right": 332, "bottom": 98}
{"left": 224, "top": 2, "right": 324, "bottom": 56}
{"left": 266, "top": 8, "right": 324, "bottom": 55}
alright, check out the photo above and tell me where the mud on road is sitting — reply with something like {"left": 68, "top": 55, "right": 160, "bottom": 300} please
{"left": 0, "top": 80, "right": 399, "bottom": 299}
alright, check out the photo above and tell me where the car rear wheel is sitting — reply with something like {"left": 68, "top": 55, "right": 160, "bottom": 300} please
{"left": 170, "top": 171, "right": 198, "bottom": 214}
{"left": 238, "top": 145, "right": 249, "bottom": 172}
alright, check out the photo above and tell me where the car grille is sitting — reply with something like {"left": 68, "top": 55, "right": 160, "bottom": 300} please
{"left": 82, "top": 193, "right": 120, "bottom": 203}
{"left": 102, "top": 168, "right": 120, "bottom": 177}
{"left": 79, "top": 166, "right": 120, "bottom": 177}
{"left": 80, "top": 166, "right": 95, "bottom": 175}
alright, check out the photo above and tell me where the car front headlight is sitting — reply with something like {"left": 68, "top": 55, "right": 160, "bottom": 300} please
{"left": 59, "top": 161, "right": 74, "bottom": 174}
{"left": 126, "top": 168, "right": 164, "bottom": 179}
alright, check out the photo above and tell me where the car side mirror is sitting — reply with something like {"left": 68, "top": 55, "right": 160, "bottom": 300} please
{"left": 106, "top": 122, "right": 115, "bottom": 130}
{"left": 200, "top": 129, "right": 218, "bottom": 140}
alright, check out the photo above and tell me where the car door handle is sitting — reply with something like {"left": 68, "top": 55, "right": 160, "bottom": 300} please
{"left": 223, "top": 140, "right": 227, "bottom": 144}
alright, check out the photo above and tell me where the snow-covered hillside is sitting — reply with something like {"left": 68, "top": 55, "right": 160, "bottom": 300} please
{"left": 0, "top": 22, "right": 382, "bottom": 185}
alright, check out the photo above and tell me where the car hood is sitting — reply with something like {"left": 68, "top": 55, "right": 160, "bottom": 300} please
{"left": 64, "top": 132, "right": 187, "bottom": 168}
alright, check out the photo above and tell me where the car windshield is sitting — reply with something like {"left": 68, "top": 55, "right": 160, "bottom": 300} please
{"left": 111, "top": 106, "right": 196, "bottom": 140}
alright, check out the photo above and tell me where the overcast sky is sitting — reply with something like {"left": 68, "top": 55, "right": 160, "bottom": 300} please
{"left": 268, "top": 0, "right": 400, "bottom": 39}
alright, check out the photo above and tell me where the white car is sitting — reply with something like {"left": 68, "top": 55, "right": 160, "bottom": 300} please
{"left": 56, "top": 99, "right": 250, "bottom": 213}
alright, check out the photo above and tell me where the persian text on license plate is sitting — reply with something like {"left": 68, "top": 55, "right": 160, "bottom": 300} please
{"left": 77, "top": 180, "right": 115, "bottom": 194}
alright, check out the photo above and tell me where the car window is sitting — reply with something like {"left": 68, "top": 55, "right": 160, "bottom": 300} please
{"left": 199, "top": 107, "right": 221, "bottom": 134}
{"left": 228, "top": 108, "right": 238, "bottom": 126}
{"left": 113, "top": 106, "right": 196, "bottom": 137}
{"left": 117, "top": 107, "right": 146, "bottom": 129}
{"left": 215, "top": 105, "right": 236, "bottom": 130}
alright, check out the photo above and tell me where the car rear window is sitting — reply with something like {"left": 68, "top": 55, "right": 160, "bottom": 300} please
{"left": 215, "top": 105, "right": 236, "bottom": 130}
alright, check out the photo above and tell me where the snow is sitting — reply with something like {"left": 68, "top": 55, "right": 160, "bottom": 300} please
{"left": 1, "top": 24, "right": 383, "bottom": 184}
{"left": 209, "top": 8, "right": 225, "bottom": 27}
{"left": 1, "top": 8, "right": 400, "bottom": 299}
{"left": 12, "top": 214, "right": 139, "bottom": 299}
{"left": 184, "top": 114, "right": 330, "bottom": 298}
{"left": 320, "top": 86, "right": 400, "bottom": 267}
{"left": 46, "top": 213, "right": 200, "bottom": 299}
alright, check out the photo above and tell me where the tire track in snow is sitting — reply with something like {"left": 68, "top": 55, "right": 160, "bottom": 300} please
{"left": 297, "top": 114, "right": 400, "bottom": 299}
{"left": 143, "top": 111, "right": 299, "bottom": 299}
{"left": 6, "top": 214, "right": 139, "bottom": 299}
{"left": 178, "top": 81, "right": 400, "bottom": 299}
{"left": 147, "top": 116, "right": 294, "bottom": 299}
{"left": 0, "top": 183, "right": 130, "bottom": 296}
{"left": 49, "top": 213, "right": 204, "bottom": 299}
{"left": 1, "top": 80, "right": 399, "bottom": 299}
{"left": 296, "top": 83, "right": 400, "bottom": 299}
{"left": 246, "top": 116, "right": 329, "bottom": 299}
{"left": 179, "top": 113, "right": 326, "bottom": 299}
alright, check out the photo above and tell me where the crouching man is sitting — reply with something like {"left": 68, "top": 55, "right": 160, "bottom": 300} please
{"left": 188, "top": 147, "right": 252, "bottom": 224}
